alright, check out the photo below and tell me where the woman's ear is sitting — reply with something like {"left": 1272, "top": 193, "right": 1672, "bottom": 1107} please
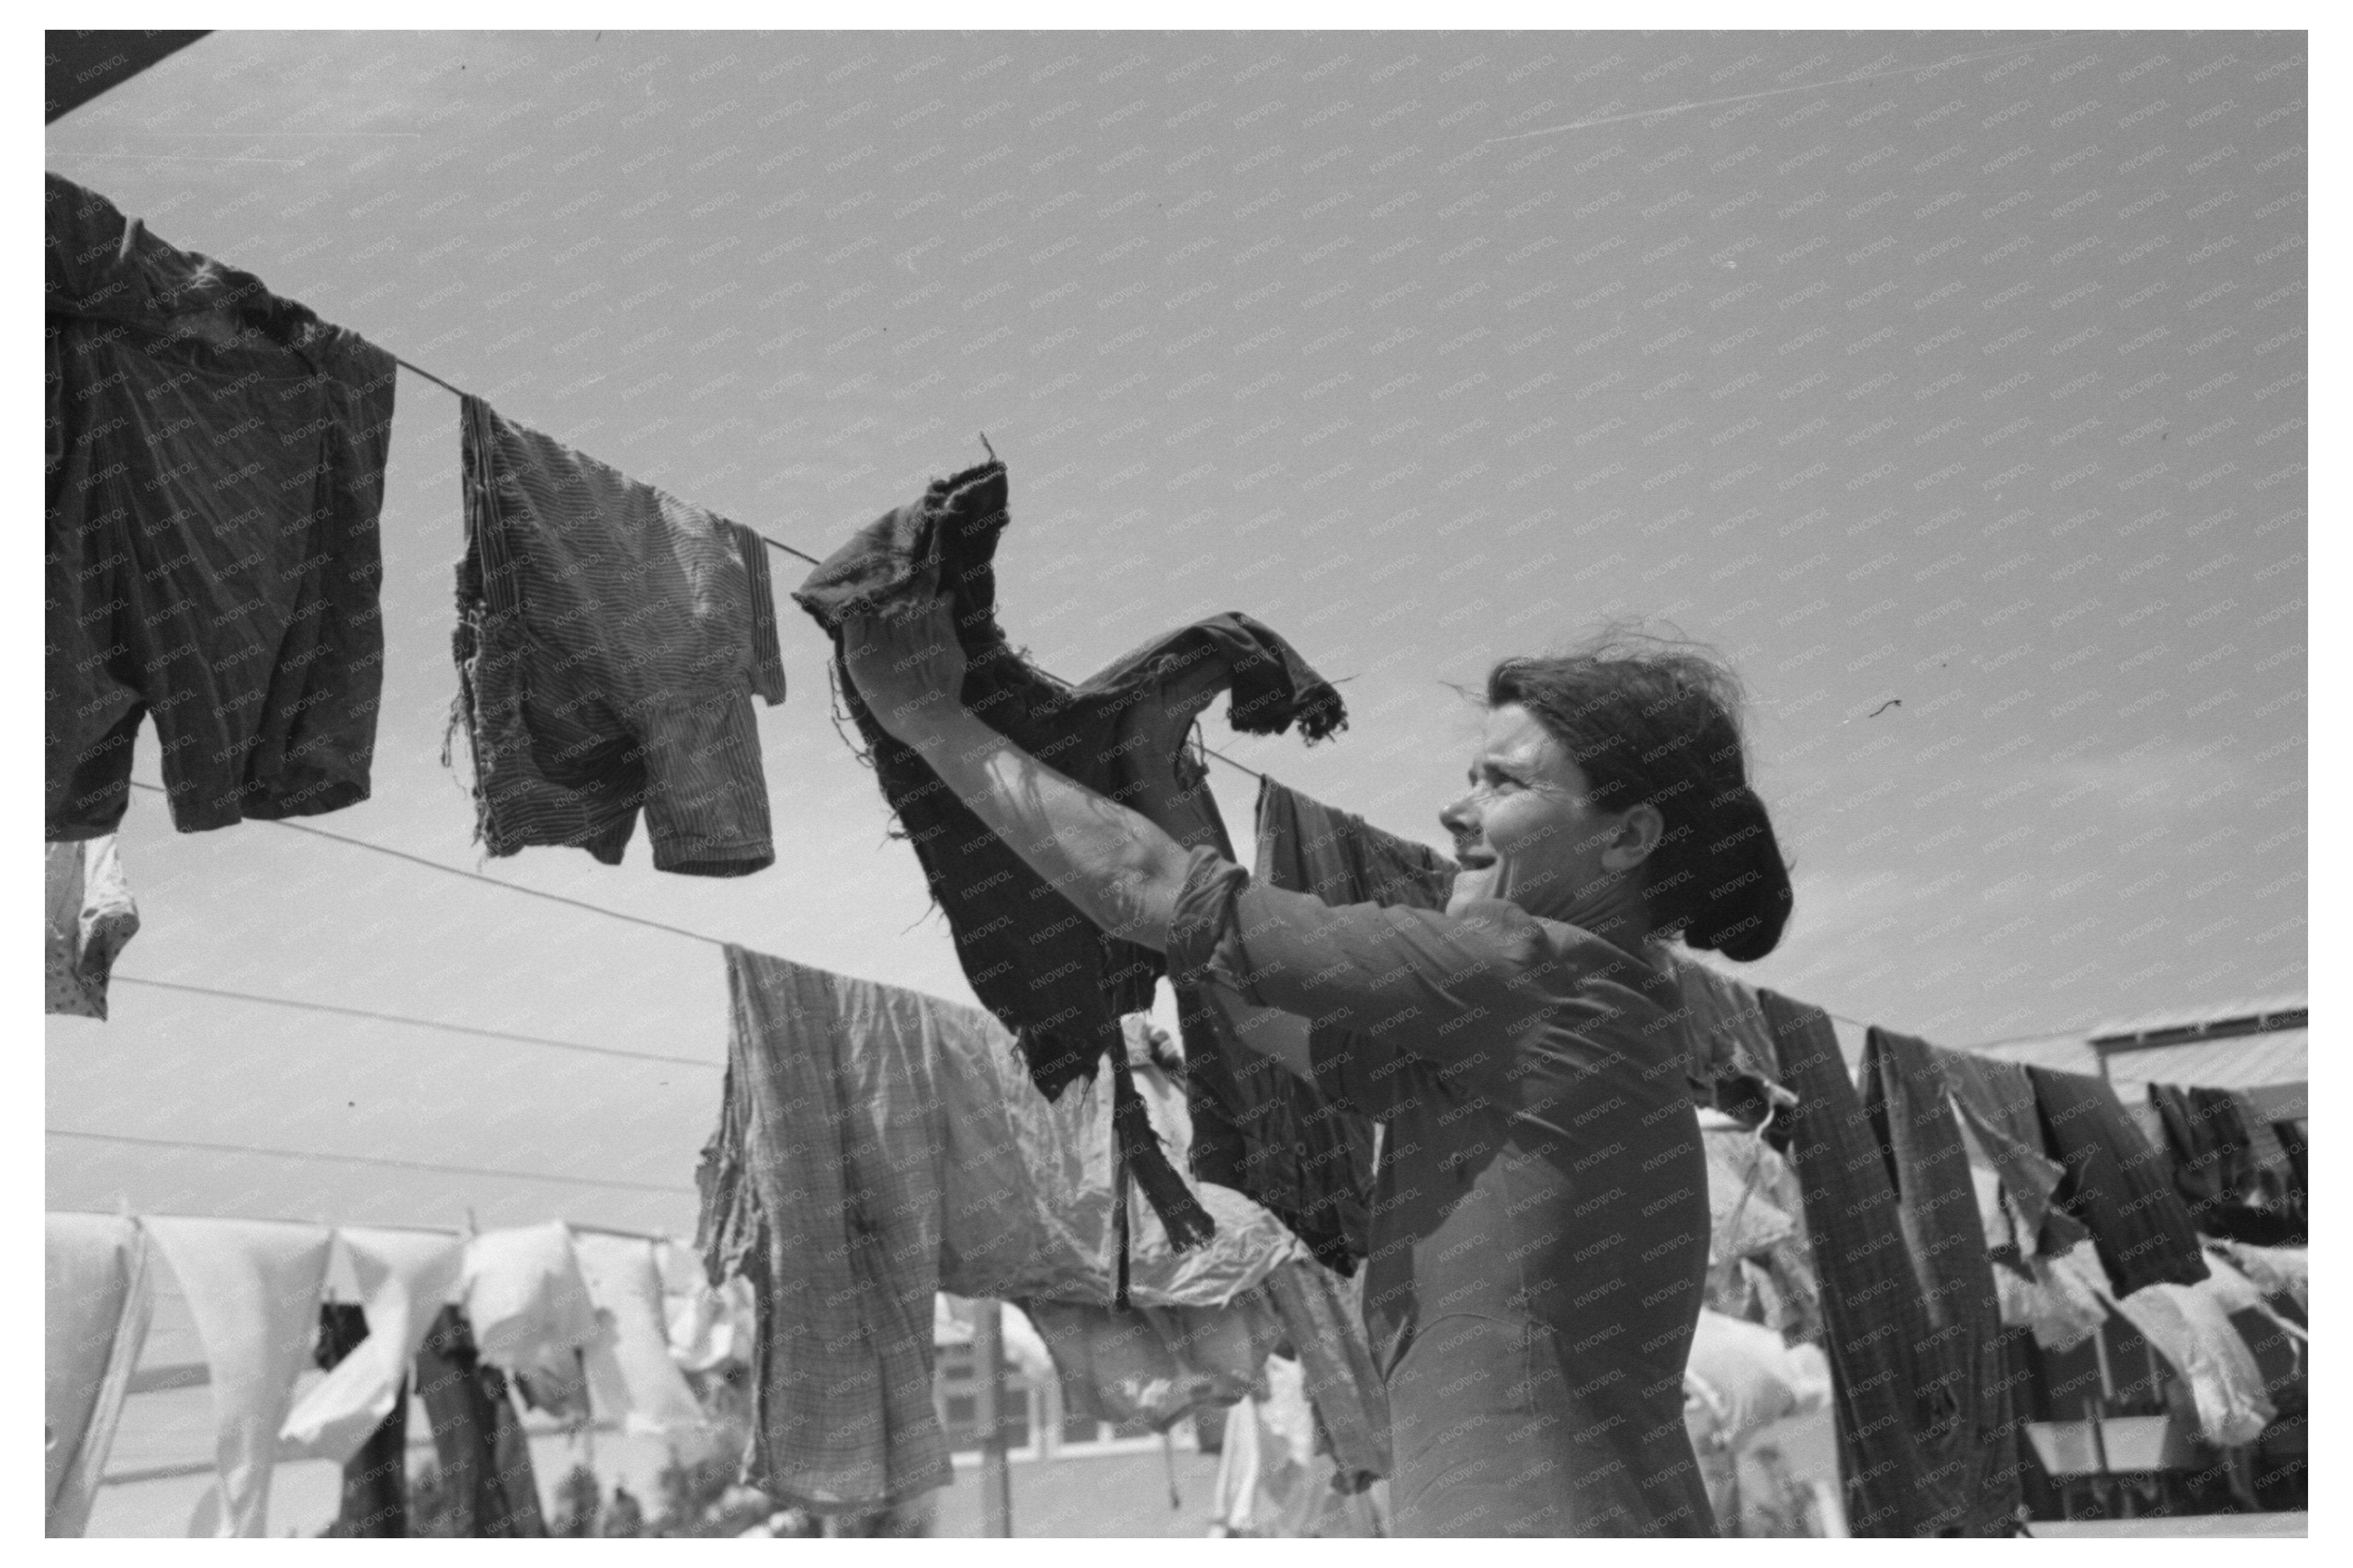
{"left": 1603, "top": 803, "right": 1666, "bottom": 871}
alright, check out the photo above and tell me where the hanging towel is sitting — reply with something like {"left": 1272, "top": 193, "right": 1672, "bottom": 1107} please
{"left": 1682, "top": 1308, "right": 1831, "bottom": 1453}
{"left": 793, "top": 457, "right": 1345, "bottom": 1246}
{"left": 45, "top": 1213, "right": 155, "bottom": 1538}
{"left": 1754, "top": 992, "right": 1937, "bottom": 1537}
{"left": 2026, "top": 1066, "right": 2210, "bottom": 1296}
{"left": 46, "top": 174, "right": 393, "bottom": 841}
{"left": 450, "top": 395, "right": 786, "bottom": 876}
{"left": 2216, "top": 1240, "right": 2307, "bottom": 1312}
{"left": 45, "top": 837, "right": 140, "bottom": 1019}
{"left": 1860, "top": 1028, "right": 2017, "bottom": 1535}
{"left": 1189, "top": 775, "right": 1456, "bottom": 1273}
{"left": 279, "top": 1227, "right": 463, "bottom": 1465}
{"left": 412, "top": 1306, "right": 548, "bottom": 1537}
{"left": 143, "top": 1216, "right": 333, "bottom": 1537}
{"left": 309, "top": 1304, "right": 408, "bottom": 1536}
{"left": 695, "top": 947, "right": 1305, "bottom": 1515}
{"left": 572, "top": 1231, "right": 705, "bottom": 1439}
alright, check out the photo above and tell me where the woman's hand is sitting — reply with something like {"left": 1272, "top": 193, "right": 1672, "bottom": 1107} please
{"left": 842, "top": 595, "right": 969, "bottom": 742}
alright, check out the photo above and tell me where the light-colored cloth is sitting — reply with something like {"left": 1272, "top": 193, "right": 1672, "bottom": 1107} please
{"left": 667, "top": 1270, "right": 757, "bottom": 1374}
{"left": 1995, "top": 1239, "right": 2114, "bottom": 1354}
{"left": 278, "top": 1227, "right": 463, "bottom": 1465}
{"left": 1682, "top": 1309, "right": 1832, "bottom": 1454}
{"left": 145, "top": 1216, "right": 333, "bottom": 1537}
{"left": 46, "top": 1214, "right": 155, "bottom": 1536}
{"left": 2218, "top": 1241, "right": 2307, "bottom": 1312}
{"left": 2108, "top": 1281, "right": 2275, "bottom": 1447}
{"left": 573, "top": 1231, "right": 705, "bottom": 1439}
{"left": 1698, "top": 1116, "right": 1823, "bottom": 1345}
{"left": 462, "top": 1221, "right": 615, "bottom": 1417}
{"left": 1210, "top": 1355, "right": 1324, "bottom": 1537}
{"left": 45, "top": 836, "right": 140, "bottom": 1019}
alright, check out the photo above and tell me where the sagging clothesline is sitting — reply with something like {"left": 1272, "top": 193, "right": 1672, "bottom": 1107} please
{"left": 385, "top": 352, "right": 825, "bottom": 567}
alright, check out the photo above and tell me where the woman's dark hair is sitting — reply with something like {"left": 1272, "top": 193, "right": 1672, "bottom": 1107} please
{"left": 1486, "top": 629, "right": 1792, "bottom": 961}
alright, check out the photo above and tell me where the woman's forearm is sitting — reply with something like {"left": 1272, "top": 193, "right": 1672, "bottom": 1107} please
{"left": 895, "top": 704, "right": 1194, "bottom": 951}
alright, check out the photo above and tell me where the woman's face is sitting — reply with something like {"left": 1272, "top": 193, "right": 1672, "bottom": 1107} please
{"left": 1438, "top": 702, "right": 1660, "bottom": 925}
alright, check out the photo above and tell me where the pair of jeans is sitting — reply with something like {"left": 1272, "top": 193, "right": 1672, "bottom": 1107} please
{"left": 46, "top": 175, "right": 394, "bottom": 841}
{"left": 792, "top": 458, "right": 1346, "bottom": 1247}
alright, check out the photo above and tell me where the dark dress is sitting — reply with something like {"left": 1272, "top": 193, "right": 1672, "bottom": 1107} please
{"left": 1167, "top": 848, "right": 1716, "bottom": 1537}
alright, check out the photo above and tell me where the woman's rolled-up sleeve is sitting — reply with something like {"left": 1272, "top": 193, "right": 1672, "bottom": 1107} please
{"left": 1166, "top": 846, "right": 1669, "bottom": 1122}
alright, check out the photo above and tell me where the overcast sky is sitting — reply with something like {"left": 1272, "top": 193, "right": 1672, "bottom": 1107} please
{"left": 45, "top": 29, "right": 2306, "bottom": 1241}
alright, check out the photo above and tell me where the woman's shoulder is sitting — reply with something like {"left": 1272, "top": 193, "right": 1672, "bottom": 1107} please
{"left": 1448, "top": 896, "right": 1678, "bottom": 1005}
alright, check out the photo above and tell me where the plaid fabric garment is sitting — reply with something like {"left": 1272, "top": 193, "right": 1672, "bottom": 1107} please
{"left": 698, "top": 947, "right": 955, "bottom": 1514}
{"left": 1860, "top": 1027, "right": 2022, "bottom": 1536}
{"left": 1755, "top": 990, "right": 1941, "bottom": 1538}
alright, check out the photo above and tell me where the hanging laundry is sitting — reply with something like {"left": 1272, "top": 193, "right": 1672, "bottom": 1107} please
{"left": 460, "top": 1221, "right": 616, "bottom": 1422}
{"left": 1933, "top": 1048, "right": 2086, "bottom": 1258}
{"left": 1682, "top": 1308, "right": 1832, "bottom": 1454}
{"left": 1992, "top": 1239, "right": 2114, "bottom": 1355}
{"left": 1671, "top": 952, "right": 1798, "bottom": 1108}
{"left": 1753, "top": 992, "right": 1938, "bottom": 1537}
{"left": 572, "top": 1231, "right": 706, "bottom": 1440}
{"left": 792, "top": 457, "right": 1346, "bottom": 1244}
{"left": 2105, "top": 1281, "right": 2276, "bottom": 1448}
{"left": 45, "top": 174, "right": 394, "bottom": 842}
{"left": 412, "top": 1306, "right": 548, "bottom": 1537}
{"left": 1209, "top": 1354, "right": 1325, "bottom": 1538}
{"left": 143, "top": 1216, "right": 333, "bottom": 1538}
{"left": 661, "top": 1257, "right": 757, "bottom": 1374}
{"left": 1859, "top": 1028, "right": 2018, "bottom": 1536}
{"left": 695, "top": 948, "right": 1306, "bottom": 1516}
{"left": 1190, "top": 776, "right": 1456, "bottom": 1273}
{"left": 2026, "top": 1066, "right": 2210, "bottom": 1296}
{"left": 309, "top": 1305, "right": 407, "bottom": 1536}
{"left": 2215, "top": 1240, "right": 2307, "bottom": 1313}
{"left": 2233, "top": 1097, "right": 2303, "bottom": 1209}
{"left": 2151, "top": 1085, "right": 2304, "bottom": 1245}
{"left": 1260, "top": 1256, "right": 1392, "bottom": 1490}
{"left": 1696, "top": 1109, "right": 1825, "bottom": 1346}
{"left": 279, "top": 1227, "right": 463, "bottom": 1469}
{"left": 2196, "top": 1246, "right": 2307, "bottom": 1367}
{"left": 1024, "top": 1288, "right": 1285, "bottom": 1432}
{"left": 45, "top": 1213, "right": 155, "bottom": 1538}
{"left": 448, "top": 395, "right": 787, "bottom": 877}
{"left": 45, "top": 836, "right": 139, "bottom": 1020}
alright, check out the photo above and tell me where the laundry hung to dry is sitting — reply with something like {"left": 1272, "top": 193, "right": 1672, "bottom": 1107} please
{"left": 2026, "top": 1065, "right": 2210, "bottom": 1297}
{"left": 45, "top": 835, "right": 139, "bottom": 1020}
{"left": 1183, "top": 777, "right": 1457, "bottom": 1274}
{"left": 697, "top": 948, "right": 1307, "bottom": 1516}
{"left": 1753, "top": 992, "right": 1941, "bottom": 1538}
{"left": 46, "top": 175, "right": 394, "bottom": 842}
{"left": 793, "top": 458, "right": 1347, "bottom": 1246}
{"left": 449, "top": 396, "right": 787, "bottom": 876}
{"left": 1859, "top": 1027, "right": 2020, "bottom": 1536}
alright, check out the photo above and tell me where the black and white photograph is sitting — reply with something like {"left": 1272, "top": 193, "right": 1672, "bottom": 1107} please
{"left": 41, "top": 16, "right": 2312, "bottom": 1542}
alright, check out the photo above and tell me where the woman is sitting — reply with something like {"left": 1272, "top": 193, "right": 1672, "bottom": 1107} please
{"left": 845, "top": 606, "right": 1792, "bottom": 1538}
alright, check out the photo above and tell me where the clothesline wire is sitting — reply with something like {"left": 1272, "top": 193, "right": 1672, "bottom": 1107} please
{"left": 46, "top": 1127, "right": 699, "bottom": 1196}
{"left": 385, "top": 354, "right": 824, "bottom": 567}
{"left": 127, "top": 779, "right": 734, "bottom": 951}
{"left": 109, "top": 975, "right": 721, "bottom": 1072}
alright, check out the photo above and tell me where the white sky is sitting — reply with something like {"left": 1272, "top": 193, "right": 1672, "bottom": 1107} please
{"left": 43, "top": 29, "right": 2306, "bottom": 1242}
